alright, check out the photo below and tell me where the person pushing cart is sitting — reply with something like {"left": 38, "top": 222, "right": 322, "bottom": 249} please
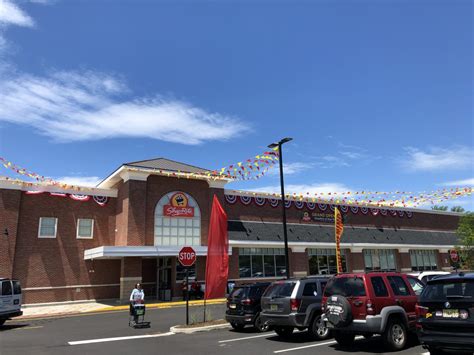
{"left": 129, "top": 283, "right": 149, "bottom": 327}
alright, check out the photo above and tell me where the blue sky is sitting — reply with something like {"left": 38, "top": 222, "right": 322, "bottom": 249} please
{"left": 0, "top": 0, "right": 472, "bottom": 209}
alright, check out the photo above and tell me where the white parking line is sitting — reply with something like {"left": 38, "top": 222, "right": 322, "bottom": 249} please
{"left": 273, "top": 336, "right": 364, "bottom": 353}
{"left": 218, "top": 333, "right": 274, "bottom": 343}
{"left": 218, "top": 330, "right": 304, "bottom": 343}
{"left": 68, "top": 331, "right": 174, "bottom": 345}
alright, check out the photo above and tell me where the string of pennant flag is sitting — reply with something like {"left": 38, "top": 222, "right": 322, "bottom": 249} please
{"left": 0, "top": 153, "right": 472, "bottom": 208}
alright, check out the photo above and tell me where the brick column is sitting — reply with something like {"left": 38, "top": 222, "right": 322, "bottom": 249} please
{"left": 438, "top": 251, "right": 452, "bottom": 271}
{"left": 228, "top": 248, "right": 239, "bottom": 280}
{"left": 348, "top": 252, "right": 365, "bottom": 272}
{"left": 398, "top": 250, "right": 412, "bottom": 273}
{"left": 120, "top": 257, "right": 143, "bottom": 302}
{"left": 0, "top": 190, "right": 21, "bottom": 279}
{"left": 115, "top": 180, "right": 147, "bottom": 246}
{"left": 289, "top": 248, "right": 308, "bottom": 277}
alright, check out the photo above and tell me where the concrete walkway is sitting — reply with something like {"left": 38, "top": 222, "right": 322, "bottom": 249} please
{"left": 18, "top": 298, "right": 226, "bottom": 320}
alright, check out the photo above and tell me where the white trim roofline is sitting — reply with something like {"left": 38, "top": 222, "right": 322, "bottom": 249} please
{"left": 0, "top": 178, "right": 117, "bottom": 197}
{"left": 229, "top": 240, "right": 453, "bottom": 253}
{"left": 84, "top": 246, "right": 233, "bottom": 260}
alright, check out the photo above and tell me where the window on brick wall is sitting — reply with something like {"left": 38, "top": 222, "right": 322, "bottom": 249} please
{"left": 77, "top": 219, "right": 94, "bottom": 239}
{"left": 38, "top": 217, "right": 57, "bottom": 238}
{"left": 154, "top": 191, "right": 201, "bottom": 247}
{"left": 410, "top": 250, "right": 438, "bottom": 271}
{"left": 238, "top": 248, "right": 286, "bottom": 278}
{"left": 308, "top": 249, "right": 347, "bottom": 275}
{"left": 363, "top": 249, "right": 397, "bottom": 271}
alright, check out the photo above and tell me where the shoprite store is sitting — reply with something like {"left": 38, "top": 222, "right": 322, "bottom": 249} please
{"left": 0, "top": 158, "right": 461, "bottom": 304}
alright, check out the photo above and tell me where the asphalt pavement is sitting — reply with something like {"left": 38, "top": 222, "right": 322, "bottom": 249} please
{"left": 0, "top": 303, "right": 431, "bottom": 355}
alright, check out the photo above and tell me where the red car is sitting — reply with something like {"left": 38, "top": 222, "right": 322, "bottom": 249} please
{"left": 322, "top": 271, "right": 424, "bottom": 351}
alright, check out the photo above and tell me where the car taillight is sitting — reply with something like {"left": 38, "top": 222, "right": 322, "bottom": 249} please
{"left": 460, "top": 310, "right": 469, "bottom": 320}
{"left": 415, "top": 304, "right": 429, "bottom": 318}
{"left": 241, "top": 298, "right": 253, "bottom": 305}
{"left": 366, "top": 299, "right": 375, "bottom": 315}
{"left": 290, "top": 298, "right": 301, "bottom": 312}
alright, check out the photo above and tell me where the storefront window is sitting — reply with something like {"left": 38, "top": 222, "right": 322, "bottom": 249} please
{"left": 410, "top": 250, "right": 438, "bottom": 271}
{"left": 155, "top": 191, "right": 201, "bottom": 246}
{"left": 238, "top": 248, "right": 286, "bottom": 278}
{"left": 308, "top": 249, "right": 347, "bottom": 275}
{"left": 363, "top": 249, "right": 397, "bottom": 271}
{"left": 176, "top": 263, "right": 196, "bottom": 281}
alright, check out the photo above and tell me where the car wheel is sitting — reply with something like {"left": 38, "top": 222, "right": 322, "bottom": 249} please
{"left": 334, "top": 333, "right": 355, "bottom": 346}
{"left": 230, "top": 322, "right": 245, "bottom": 331}
{"left": 274, "top": 326, "right": 294, "bottom": 338}
{"left": 254, "top": 315, "right": 270, "bottom": 332}
{"left": 383, "top": 319, "right": 407, "bottom": 351}
{"left": 309, "top": 315, "right": 330, "bottom": 340}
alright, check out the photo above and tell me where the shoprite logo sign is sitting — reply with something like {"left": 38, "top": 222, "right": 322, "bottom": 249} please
{"left": 164, "top": 192, "right": 194, "bottom": 217}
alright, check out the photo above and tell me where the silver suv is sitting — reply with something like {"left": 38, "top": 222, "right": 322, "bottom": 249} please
{"left": 260, "top": 276, "right": 330, "bottom": 340}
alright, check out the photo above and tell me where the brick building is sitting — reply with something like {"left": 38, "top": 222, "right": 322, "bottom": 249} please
{"left": 0, "top": 158, "right": 461, "bottom": 304}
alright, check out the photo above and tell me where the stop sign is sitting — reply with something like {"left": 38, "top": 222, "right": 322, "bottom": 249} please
{"left": 450, "top": 249, "right": 459, "bottom": 263}
{"left": 178, "top": 246, "right": 196, "bottom": 267}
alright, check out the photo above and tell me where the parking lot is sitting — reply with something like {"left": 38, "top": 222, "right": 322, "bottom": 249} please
{"left": 0, "top": 304, "right": 429, "bottom": 355}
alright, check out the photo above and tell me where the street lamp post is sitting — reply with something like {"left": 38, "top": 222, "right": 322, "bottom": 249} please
{"left": 268, "top": 137, "right": 293, "bottom": 279}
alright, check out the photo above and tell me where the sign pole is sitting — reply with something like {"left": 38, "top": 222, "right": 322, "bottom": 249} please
{"left": 185, "top": 267, "right": 189, "bottom": 325}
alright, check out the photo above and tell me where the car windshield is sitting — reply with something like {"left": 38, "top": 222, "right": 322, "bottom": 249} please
{"left": 263, "top": 282, "right": 296, "bottom": 298}
{"left": 421, "top": 279, "right": 474, "bottom": 301}
{"left": 324, "top": 277, "right": 366, "bottom": 297}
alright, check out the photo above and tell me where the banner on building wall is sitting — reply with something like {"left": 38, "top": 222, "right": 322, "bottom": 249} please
{"left": 204, "top": 195, "right": 229, "bottom": 300}
{"left": 335, "top": 207, "right": 344, "bottom": 273}
{"left": 163, "top": 192, "right": 195, "bottom": 217}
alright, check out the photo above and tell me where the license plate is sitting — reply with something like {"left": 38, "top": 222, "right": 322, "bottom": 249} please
{"left": 442, "top": 309, "right": 459, "bottom": 318}
{"left": 270, "top": 304, "right": 278, "bottom": 311}
{"left": 229, "top": 304, "right": 236, "bottom": 309}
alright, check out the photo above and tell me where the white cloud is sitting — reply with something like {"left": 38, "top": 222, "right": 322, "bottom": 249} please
{"left": 402, "top": 146, "right": 474, "bottom": 172}
{"left": 440, "top": 178, "right": 474, "bottom": 186}
{"left": 267, "top": 162, "right": 310, "bottom": 176}
{"left": 0, "top": 70, "right": 250, "bottom": 144}
{"left": 0, "top": 0, "right": 34, "bottom": 27}
{"left": 250, "top": 182, "right": 352, "bottom": 195}
{"left": 56, "top": 176, "right": 102, "bottom": 187}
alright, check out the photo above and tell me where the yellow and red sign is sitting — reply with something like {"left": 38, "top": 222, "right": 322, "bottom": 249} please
{"left": 164, "top": 192, "right": 194, "bottom": 217}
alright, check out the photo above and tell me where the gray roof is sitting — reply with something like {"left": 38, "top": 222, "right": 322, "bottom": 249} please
{"left": 228, "top": 221, "right": 459, "bottom": 246}
{"left": 125, "top": 158, "right": 209, "bottom": 174}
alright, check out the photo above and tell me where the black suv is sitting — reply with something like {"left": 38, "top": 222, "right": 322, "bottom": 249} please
{"left": 225, "top": 282, "right": 271, "bottom": 332}
{"left": 260, "top": 277, "right": 330, "bottom": 340}
{"left": 416, "top": 272, "right": 474, "bottom": 354}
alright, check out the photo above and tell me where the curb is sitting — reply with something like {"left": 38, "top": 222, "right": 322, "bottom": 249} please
{"left": 170, "top": 322, "right": 230, "bottom": 334}
{"left": 91, "top": 299, "right": 226, "bottom": 313}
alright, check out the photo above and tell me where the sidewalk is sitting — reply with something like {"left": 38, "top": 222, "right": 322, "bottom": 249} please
{"left": 17, "top": 298, "right": 226, "bottom": 320}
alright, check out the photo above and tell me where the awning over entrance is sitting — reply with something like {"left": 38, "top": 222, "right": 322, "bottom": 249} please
{"left": 84, "top": 246, "right": 232, "bottom": 260}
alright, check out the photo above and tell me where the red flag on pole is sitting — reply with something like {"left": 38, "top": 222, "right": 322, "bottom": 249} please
{"left": 204, "top": 195, "right": 229, "bottom": 300}
{"left": 334, "top": 207, "right": 344, "bottom": 273}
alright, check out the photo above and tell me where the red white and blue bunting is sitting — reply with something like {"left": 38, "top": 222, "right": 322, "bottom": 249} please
{"left": 224, "top": 194, "right": 414, "bottom": 218}
{"left": 25, "top": 191, "right": 109, "bottom": 207}
{"left": 269, "top": 198, "right": 279, "bottom": 208}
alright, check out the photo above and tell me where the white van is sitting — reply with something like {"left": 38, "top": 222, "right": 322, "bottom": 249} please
{"left": 0, "top": 278, "right": 23, "bottom": 326}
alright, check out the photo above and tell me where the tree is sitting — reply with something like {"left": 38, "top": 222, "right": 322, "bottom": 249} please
{"left": 451, "top": 206, "right": 465, "bottom": 213}
{"left": 456, "top": 212, "right": 474, "bottom": 270}
{"left": 432, "top": 205, "right": 448, "bottom": 211}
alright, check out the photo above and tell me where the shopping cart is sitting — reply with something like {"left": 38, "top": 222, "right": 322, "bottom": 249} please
{"left": 129, "top": 301, "right": 150, "bottom": 328}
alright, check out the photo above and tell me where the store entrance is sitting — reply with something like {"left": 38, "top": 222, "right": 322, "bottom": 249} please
{"left": 157, "top": 257, "right": 172, "bottom": 301}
